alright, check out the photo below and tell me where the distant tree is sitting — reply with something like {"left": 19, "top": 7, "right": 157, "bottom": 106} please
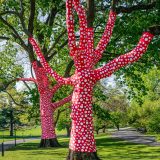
{"left": 0, "top": 88, "right": 28, "bottom": 136}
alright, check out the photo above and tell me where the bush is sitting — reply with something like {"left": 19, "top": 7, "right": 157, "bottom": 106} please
{"left": 147, "top": 109, "right": 160, "bottom": 133}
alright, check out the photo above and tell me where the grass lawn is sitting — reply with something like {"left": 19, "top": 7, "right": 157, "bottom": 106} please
{"left": 1, "top": 134, "right": 160, "bottom": 160}
{"left": 0, "top": 126, "right": 66, "bottom": 143}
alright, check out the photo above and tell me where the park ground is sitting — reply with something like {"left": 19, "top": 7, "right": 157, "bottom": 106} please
{"left": 1, "top": 127, "right": 160, "bottom": 160}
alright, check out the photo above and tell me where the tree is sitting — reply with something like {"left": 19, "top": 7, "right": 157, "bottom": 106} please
{"left": 127, "top": 67, "right": 160, "bottom": 133}
{"left": 93, "top": 84, "right": 111, "bottom": 134}
{"left": 29, "top": 0, "right": 160, "bottom": 159}
{"left": 104, "top": 87, "right": 129, "bottom": 130}
{"left": 17, "top": 62, "right": 72, "bottom": 147}
{"left": 0, "top": 88, "right": 28, "bottom": 136}
{"left": 0, "top": 0, "right": 74, "bottom": 147}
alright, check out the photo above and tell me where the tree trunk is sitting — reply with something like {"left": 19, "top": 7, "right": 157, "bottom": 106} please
{"left": 102, "top": 127, "right": 105, "bottom": 133}
{"left": 116, "top": 124, "right": 120, "bottom": 131}
{"left": 39, "top": 138, "right": 61, "bottom": 147}
{"left": 66, "top": 125, "right": 71, "bottom": 137}
{"left": 66, "top": 149, "right": 100, "bottom": 160}
{"left": 33, "top": 63, "right": 61, "bottom": 147}
{"left": 10, "top": 109, "right": 14, "bottom": 136}
{"left": 40, "top": 94, "right": 59, "bottom": 147}
{"left": 68, "top": 70, "right": 100, "bottom": 159}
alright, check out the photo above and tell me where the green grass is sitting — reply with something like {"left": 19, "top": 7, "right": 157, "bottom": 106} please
{"left": 0, "top": 126, "right": 66, "bottom": 143}
{"left": 2, "top": 134, "right": 160, "bottom": 160}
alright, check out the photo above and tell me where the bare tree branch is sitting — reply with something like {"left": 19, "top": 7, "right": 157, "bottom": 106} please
{"left": 22, "top": 81, "right": 33, "bottom": 92}
{"left": 0, "top": 17, "right": 28, "bottom": 51}
{"left": 0, "top": 36, "right": 10, "bottom": 40}
{"left": 47, "top": 29, "right": 67, "bottom": 55}
{"left": 54, "top": 108, "right": 67, "bottom": 126}
{"left": 64, "top": 60, "right": 74, "bottom": 77}
{"left": 4, "top": 91, "right": 25, "bottom": 107}
{"left": 116, "top": 1, "right": 156, "bottom": 14}
{"left": 87, "top": 0, "right": 95, "bottom": 27}
{"left": 46, "top": 39, "right": 68, "bottom": 61}
{"left": 28, "top": 0, "right": 35, "bottom": 35}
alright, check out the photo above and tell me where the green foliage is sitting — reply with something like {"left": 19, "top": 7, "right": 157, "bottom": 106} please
{"left": 56, "top": 107, "right": 71, "bottom": 131}
{"left": 24, "top": 88, "right": 40, "bottom": 124}
{"left": 147, "top": 108, "right": 160, "bottom": 133}
{"left": 127, "top": 67, "right": 160, "bottom": 133}
{"left": 0, "top": 88, "right": 29, "bottom": 130}
{"left": 0, "top": 41, "right": 23, "bottom": 90}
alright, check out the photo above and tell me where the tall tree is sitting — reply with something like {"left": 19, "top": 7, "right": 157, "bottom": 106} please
{"left": 0, "top": 0, "right": 73, "bottom": 147}
{"left": 29, "top": 0, "right": 160, "bottom": 159}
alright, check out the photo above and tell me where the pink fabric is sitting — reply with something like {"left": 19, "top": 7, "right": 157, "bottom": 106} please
{"left": 29, "top": 0, "right": 154, "bottom": 152}
{"left": 32, "top": 62, "right": 56, "bottom": 139}
{"left": 18, "top": 63, "right": 71, "bottom": 139}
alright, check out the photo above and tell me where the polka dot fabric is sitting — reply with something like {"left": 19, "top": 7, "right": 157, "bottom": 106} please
{"left": 19, "top": 62, "right": 71, "bottom": 139}
{"left": 29, "top": 0, "right": 154, "bottom": 153}
{"left": 94, "top": 32, "right": 154, "bottom": 80}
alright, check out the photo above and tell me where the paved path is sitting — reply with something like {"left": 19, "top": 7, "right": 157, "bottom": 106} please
{"left": 112, "top": 128, "right": 160, "bottom": 146}
{"left": 0, "top": 137, "right": 40, "bottom": 152}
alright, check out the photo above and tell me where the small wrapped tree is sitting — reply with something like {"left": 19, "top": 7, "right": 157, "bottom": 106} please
{"left": 18, "top": 61, "right": 71, "bottom": 147}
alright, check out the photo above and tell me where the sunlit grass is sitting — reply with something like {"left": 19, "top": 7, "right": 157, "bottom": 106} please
{"left": 1, "top": 134, "right": 160, "bottom": 160}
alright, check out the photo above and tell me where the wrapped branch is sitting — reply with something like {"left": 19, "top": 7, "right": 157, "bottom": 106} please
{"left": 29, "top": 37, "right": 73, "bottom": 85}
{"left": 51, "top": 95, "right": 72, "bottom": 110}
{"left": 66, "top": 0, "right": 76, "bottom": 52}
{"left": 94, "top": 32, "right": 154, "bottom": 80}
{"left": 17, "top": 77, "right": 37, "bottom": 83}
{"left": 93, "top": 10, "right": 117, "bottom": 65}
{"left": 73, "top": 0, "right": 88, "bottom": 48}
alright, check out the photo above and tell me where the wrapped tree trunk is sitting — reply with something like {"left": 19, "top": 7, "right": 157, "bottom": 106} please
{"left": 18, "top": 61, "right": 71, "bottom": 147}
{"left": 32, "top": 62, "right": 59, "bottom": 147}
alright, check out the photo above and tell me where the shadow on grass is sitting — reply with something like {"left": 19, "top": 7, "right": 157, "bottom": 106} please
{"left": 0, "top": 135, "right": 40, "bottom": 140}
{"left": 7, "top": 137, "right": 69, "bottom": 152}
{"left": 95, "top": 136, "right": 160, "bottom": 159}
{"left": 5, "top": 135, "right": 160, "bottom": 159}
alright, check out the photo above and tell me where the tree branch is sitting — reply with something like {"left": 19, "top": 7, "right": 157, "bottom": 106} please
{"left": 47, "top": 29, "right": 67, "bottom": 55}
{"left": 3, "top": 91, "right": 25, "bottom": 107}
{"left": 28, "top": 0, "right": 35, "bottom": 35}
{"left": 64, "top": 60, "right": 74, "bottom": 77}
{"left": 87, "top": 0, "right": 95, "bottom": 28}
{"left": 54, "top": 108, "right": 66, "bottom": 126}
{"left": 116, "top": 1, "right": 156, "bottom": 14}
{"left": 46, "top": 39, "right": 68, "bottom": 61}
{"left": 52, "top": 95, "right": 72, "bottom": 110}
{"left": 22, "top": 81, "right": 32, "bottom": 92}
{"left": 0, "top": 16, "right": 28, "bottom": 51}
{"left": 0, "top": 36, "right": 10, "bottom": 40}
{"left": 94, "top": 32, "right": 154, "bottom": 80}
{"left": 66, "top": 0, "right": 76, "bottom": 51}
{"left": 17, "top": 78, "right": 37, "bottom": 83}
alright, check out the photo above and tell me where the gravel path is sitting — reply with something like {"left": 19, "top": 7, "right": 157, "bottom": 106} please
{"left": 112, "top": 128, "right": 160, "bottom": 146}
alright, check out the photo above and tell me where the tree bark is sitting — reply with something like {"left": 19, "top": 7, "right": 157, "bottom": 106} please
{"left": 86, "top": 0, "right": 95, "bottom": 28}
{"left": 66, "top": 149, "right": 100, "bottom": 160}
{"left": 66, "top": 125, "right": 71, "bottom": 137}
{"left": 9, "top": 109, "right": 14, "bottom": 136}
{"left": 39, "top": 138, "right": 61, "bottom": 148}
